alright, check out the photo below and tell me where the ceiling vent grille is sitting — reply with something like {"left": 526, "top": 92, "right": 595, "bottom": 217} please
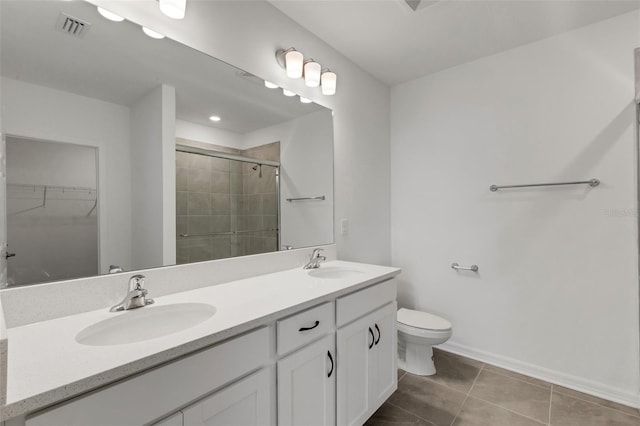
{"left": 56, "top": 13, "right": 91, "bottom": 38}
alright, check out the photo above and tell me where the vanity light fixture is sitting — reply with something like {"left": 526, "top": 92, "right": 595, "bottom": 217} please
{"left": 159, "top": 0, "right": 186, "bottom": 19}
{"left": 97, "top": 7, "right": 124, "bottom": 22}
{"left": 276, "top": 47, "right": 338, "bottom": 95}
{"left": 321, "top": 69, "right": 337, "bottom": 96}
{"left": 209, "top": 115, "right": 221, "bottom": 122}
{"left": 276, "top": 48, "right": 304, "bottom": 79}
{"left": 299, "top": 96, "right": 312, "bottom": 104}
{"left": 282, "top": 88, "right": 296, "bottom": 97}
{"left": 264, "top": 81, "right": 278, "bottom": 89}
{"left": 303, "top": 59, "right": 321, "bottom": 87}
{"left": 142, "top": 27, "right": 165, "bottom": 39}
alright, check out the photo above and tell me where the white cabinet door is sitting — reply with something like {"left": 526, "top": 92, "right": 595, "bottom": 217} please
{"left": 336, "top": 312, "right": 376, "bottom": 426}
{"left": 277, "top": 334, "right": 336, "bottom": 426}
{"left": 183, "top": 368, "right": 274, "bottom": 426}
{"left": 369, "top": 303, "right": 397, "bottom": 409}
{"left": 337, "top": 302, "right": 397, "bottom": 426}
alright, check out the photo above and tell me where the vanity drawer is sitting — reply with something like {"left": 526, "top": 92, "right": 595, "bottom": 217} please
{"left": 277, "top": 302, "right": 334, "bottom": 355}
{"left": 336, "top": 279, "right": 397, "bottom": 327}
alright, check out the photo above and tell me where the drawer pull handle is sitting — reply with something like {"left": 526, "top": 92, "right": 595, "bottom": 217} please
{"left": 299, "top": 320, "right": 320, "bottom": 332}
{"left": 374, "top": 324, "right": 381, "bottom": 345}
{"left": 327, "top": 351, "right": 334, "bottom": 378}
{"left": 368, "top": 327, "right": 375, "bottom": 349}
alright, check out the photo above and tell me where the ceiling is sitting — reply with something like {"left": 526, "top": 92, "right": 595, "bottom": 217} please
{"left": 269, "top": 0, "right": 640, "bottom": 86}
{"left": 1, "top": 0, "right": 324, "bottom": 134}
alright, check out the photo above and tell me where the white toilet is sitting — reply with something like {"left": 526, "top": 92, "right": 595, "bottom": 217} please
{"left": 396, "top": 308, "right": 453, "bottom": 376}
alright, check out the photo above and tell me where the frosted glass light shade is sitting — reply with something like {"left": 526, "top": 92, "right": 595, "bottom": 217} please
{"left": 142, "top": 27, "right": 165, "bottom": 39}
{"left": 299, "top": 96, "right": 312, "bottom": 104}
{"left": 321, "top": 71, "right": 337, "bottom": 95}
{"left": 285, "top": 50, "right": 304, "bottom": 79}
{"left": 97, "top": 7, "right": 124, "bottom": 22}
{"left": 159, "top": 0, "right": 186, "bottom": 19}
{"left": 304, "top": 60, "right": 321, "bottom": 87}
{"left": 282, "top": 88, "right": 296, "bottom": 97}
{"left": 264, "top": 81, "right": 278, "bottom": 89}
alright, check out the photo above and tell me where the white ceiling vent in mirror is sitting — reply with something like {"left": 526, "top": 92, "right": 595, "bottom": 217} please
{"left": 56, "top": 12, "right": 91, "bottom": 38}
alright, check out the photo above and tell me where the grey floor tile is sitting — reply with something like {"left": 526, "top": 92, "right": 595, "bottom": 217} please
{"left": 483, "top": 364, "right": 552, "bottom": 389}
{"left": 553, "top": 385, "right": 640, "bottom": 418}
{"left": 398, "top": 369, "right": 407, "bottom": 382}
{"left": 388, "top": 373, "right": 467, "bottom": 426}
{"left": 434, "top": 349, "right": 484, "bottom": 369}
{"left": 550, "top": 393, "right": 640, "bottom": 426}
{"left": 469, "top": 369, "right": 551, "bottom": 424}
{"left": 452, "top": 397, "right": 546, "bottom": 426}
{"left": 425, "top": 349, "right": 483, "bottom": 393}
{"left": 365, "top": 402, "right": 436, "bottom": 426}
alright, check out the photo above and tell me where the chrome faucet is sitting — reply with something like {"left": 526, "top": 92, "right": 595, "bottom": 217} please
{"left": 109, "top": 274, "right": 154, "bottom": 312}
{"left": 303, "top": 248, "right": 326, "bottom": 269}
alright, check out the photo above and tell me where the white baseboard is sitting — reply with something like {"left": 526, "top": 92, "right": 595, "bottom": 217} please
{"left": 438, "top": 341, "right": 640, "bottom": 409}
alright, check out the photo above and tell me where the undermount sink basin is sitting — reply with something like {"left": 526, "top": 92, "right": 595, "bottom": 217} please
{"left": 76, "top": 303, "right": 216, "bottom": 346}
{"left": 307, "top": 266, "right": 365, "bottom": 279}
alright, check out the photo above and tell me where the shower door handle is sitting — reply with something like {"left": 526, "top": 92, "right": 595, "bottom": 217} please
{"left": 5, "top": 251, "right": 15, "bottom": 259}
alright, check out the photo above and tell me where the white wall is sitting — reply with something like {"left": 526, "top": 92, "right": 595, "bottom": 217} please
{"left": 130, "top": 85, "right": 176, "bottom": 269}
{"left": 89, "top": 0, "right": 391, "bottom": 266}
{"left": 1, "top": 77, "right": 132, "bottom": 274}
{"left": 391, "top": 11, "right": 640, "bottom": 405}
{"left": 175, "top": 119, "right": 244, "bottom": 150}
{"left": 243, "top": 109, "right": 334, "bottom": 249}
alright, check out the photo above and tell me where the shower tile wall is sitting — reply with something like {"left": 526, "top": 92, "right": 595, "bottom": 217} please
{"left": 176, "top": 138, "right": 280, "bottom": 263}
{"left": 240, "top": 142, "right": 280, "bottom": 256}
{"left": 176, "top": 138, "right": 238, "bottom": 264}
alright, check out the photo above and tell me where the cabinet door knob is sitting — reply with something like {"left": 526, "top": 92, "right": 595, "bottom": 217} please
{"left": 374, "top": 324, "right": 381, "bottom": 345}
{"left": 368, "top": 327, "right": 375, "bottom": 349}
{"left": 327, "top": 351, "right": 334, "bottom": 378}
{"left": 298, "top": 320, "right": 320, "bottom": 332}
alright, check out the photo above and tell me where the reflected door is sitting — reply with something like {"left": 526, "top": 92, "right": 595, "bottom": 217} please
{"left": 6, "top": 136, "right": 99, "bottom": 286}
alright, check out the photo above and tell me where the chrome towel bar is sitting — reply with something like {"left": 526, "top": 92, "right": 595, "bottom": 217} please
{"left": 451, "top": 263, "right": 479, "bottom": 272}
{"left": 490, "top": 178, "right": 599, "bottom": 192}
{"left": 286, "top": 195, "right": 325, "bottom": 202}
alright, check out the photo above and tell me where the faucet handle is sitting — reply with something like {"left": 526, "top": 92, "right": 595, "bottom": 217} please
{"left": 128, "top": 274, "right": 146, "bottom": 291}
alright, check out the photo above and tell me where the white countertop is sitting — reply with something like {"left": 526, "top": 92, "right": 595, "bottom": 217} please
{"left": 2, "top": 260, "right": 400, "bottom": 421}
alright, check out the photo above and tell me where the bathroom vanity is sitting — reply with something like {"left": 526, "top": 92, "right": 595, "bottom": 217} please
{"left": 1, "top": 259, "right": 400, "bottom": 426}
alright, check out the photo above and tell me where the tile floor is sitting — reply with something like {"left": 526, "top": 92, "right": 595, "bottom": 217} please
{"left": 365, "top": 349, "right": 640, "bottom": 426}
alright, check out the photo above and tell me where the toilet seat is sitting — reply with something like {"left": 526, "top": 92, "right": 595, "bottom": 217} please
{"left": 397, "top": 308, "right": 452, "bottom": 331}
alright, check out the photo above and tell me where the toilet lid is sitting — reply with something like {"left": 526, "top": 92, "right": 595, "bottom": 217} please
{"left": 397, "top": 308, "right": 452, "bottom": 331}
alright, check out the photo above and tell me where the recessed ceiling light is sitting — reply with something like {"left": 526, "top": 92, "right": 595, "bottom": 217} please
{"left": 142, "top": 27, "right": 165, "bottom": 39}
{"left": 282, "top": 88, "right": 296, "bottom": 97}
{"left": 299, "top": 97, "right": 312, "bottom": 104}
{"left": 97, "top": 7, "right": 124, "bottom": 22}
{"left": 209, "top": 115, "right": 221, "bottom": 122}
{"left": 264, "top": 81, "right": 278, "bottom": 89}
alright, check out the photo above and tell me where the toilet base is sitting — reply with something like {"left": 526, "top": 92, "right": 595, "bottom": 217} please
{"left": 403, "top": 342, "right": 436, "bottom": 376}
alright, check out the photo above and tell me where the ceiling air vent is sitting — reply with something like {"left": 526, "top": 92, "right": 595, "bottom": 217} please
{"left": 56, "top": 12, "right": 91, "bottom": 38}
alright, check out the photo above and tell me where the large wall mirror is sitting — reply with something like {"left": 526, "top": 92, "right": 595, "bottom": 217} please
{"left": 0, "top": 0, "right": 334, "bottom": 287}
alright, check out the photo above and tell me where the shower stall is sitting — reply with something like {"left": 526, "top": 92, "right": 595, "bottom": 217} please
{"left": 176, "top": 143, "right": 280, "bottom": 263}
